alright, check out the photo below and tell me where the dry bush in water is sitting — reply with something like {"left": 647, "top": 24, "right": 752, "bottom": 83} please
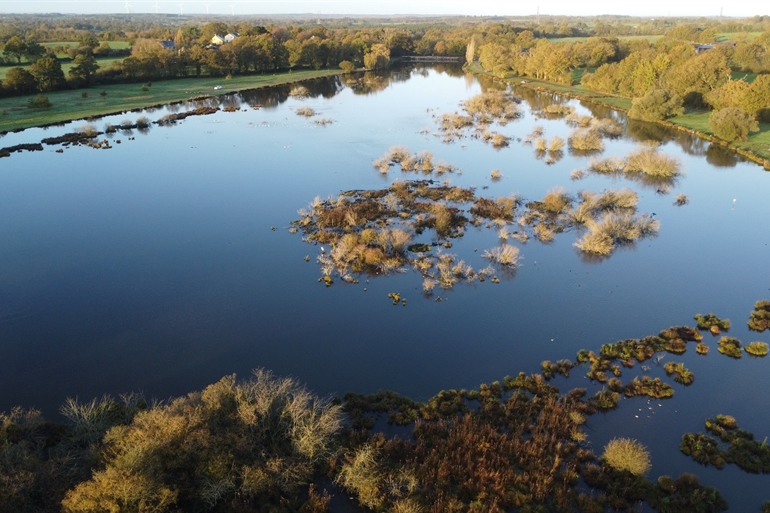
{"left": 295, "top": 106, "right": 316, "bottom": 117}
{"left": 568, "top": 129, "right": 605, "bottom": 152}
{"left": 602, "top": 438, "right": 651, "bottom": 476}
{"left": 548, "top": 136, "right": 565, "bottom": 152}
{"left": 482, "top": 244, "right": 520, "bottom": 266}
{"left": 625, "top": 147, "right": 681, "bottom": 178}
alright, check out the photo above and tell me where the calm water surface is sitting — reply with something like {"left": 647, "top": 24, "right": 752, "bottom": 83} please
{"left": 1, "top": 65, "right": 769, "bottom": 509}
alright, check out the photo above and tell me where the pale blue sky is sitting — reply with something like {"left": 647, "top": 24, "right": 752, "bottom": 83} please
{"left": 0, "top": 0, "right": 761, "bottom": 17}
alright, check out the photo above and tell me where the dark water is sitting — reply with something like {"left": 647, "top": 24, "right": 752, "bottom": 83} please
{"left": 1, "top": 65, "right": 769, "bottom": 509}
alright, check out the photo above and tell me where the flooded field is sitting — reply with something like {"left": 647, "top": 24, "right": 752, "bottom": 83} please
{"left": 1, "top": 64, "right": 769, "bottom": 510}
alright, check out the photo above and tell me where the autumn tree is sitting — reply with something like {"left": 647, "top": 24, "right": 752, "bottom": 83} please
{"left": 3, "top": 35, "right": 26, "bottom": 63}
{"left": 465, "top": 36, "right": 476, "bottom": 64}
{"left": 363, "top": 43, "right": 390, "bottom": 70}
{"left": 2, "top": 67, "right": 38, "bottom": 94}
{"left": 704, "top": 79, "right": 750, "bottom": 110}
{"left": 740, "top": 74, "right": 770, "bottom": 118}
{"left": 709, "top": 107, "right": 760, "bottom": 141}
{"left": 628, "top": 89, "right": 683, "bottom": 122}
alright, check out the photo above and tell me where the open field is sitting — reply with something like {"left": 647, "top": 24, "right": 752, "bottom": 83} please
{"left": 717, "top": 32, "right": 763, "bottom": 42}
{"left": 0, "top": 56, "right": 121, "bottom": 79}
{"left": 0, "top": 68, "right": 343, "bottom": 132}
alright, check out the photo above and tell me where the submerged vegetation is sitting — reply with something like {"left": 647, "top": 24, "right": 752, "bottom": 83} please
{"left": 586, "top": 144, "right": 683, "bottom": 190}
{"left": 293, "top": 150, "right": 660, "bottom": 288}
{"left": 695, "top": 313, "right": 731, "bottom": 334}
{"left": 749, "top": 300, "right": 770, "bottom": 332}
{"left": 682, "top": 415, "right": 770, "bottom": 474}
{"left": 3, "top": 301, "right": 768, "bottom": 511}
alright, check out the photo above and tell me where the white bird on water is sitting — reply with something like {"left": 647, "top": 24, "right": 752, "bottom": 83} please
{"left": 733, "top": 198, "right": 737, "bottom": 210}
{"left": 320, "top": 247, "right": 326, "bottom": 254}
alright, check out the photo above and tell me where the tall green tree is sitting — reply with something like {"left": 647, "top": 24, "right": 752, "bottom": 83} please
{"left": 2, "top": 67, "right": 38, "bottom": 94}
{"left": 3, "top": 35, "right": 26, "bottom": 64}
{"left": 69, "top": 53, "right": 100, "bottom": 83}
{"left": 29, "top": 56, "right": 65, "bottom": 91}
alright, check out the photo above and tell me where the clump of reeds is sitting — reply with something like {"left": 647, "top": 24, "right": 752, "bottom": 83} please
{"left": 79, "top": 123, "right": 99, "bottom": 137}
{"left": 590, "top": 117, "right": 623, "bottom": 137}
{"left": 625, "top": 146, "right": 681, "bottom": 178}
{"left": 574, "top": 212, "right": 659, "bottom": 256}
{"left": 542, "top": 104, "right": 575, "bottom": 117}
{"left": 745, "top": 341, "right": 769, "bottom": 357}
{"left": 694, "top": 313, "right": 730, "bottom": 334}
{"left": 566, "top": 113, "right": 594, "bottom": 127}
{"left": 568, "top": 129, "right": 604, "bottom": 152}
{"left": 541, "top": 187, "right": 572, "bottom": 213}
{"left": 717, "top": 336, "right": 742, "bottom": 358}
{"left": 525, "top": 125, "right": 544, "bottom": 144}
{"left": 482, "top": 244, "right": 520, "bottom": 267}
{"left": 663, "top": 362, "right": 694, "bottom": 385}
{"left": 588, "top": 156, "right": 625, "bottom": 175}
{"left": 548, "top": 136, "right": 565, "bottom": 153}
{"left": 315, "top": 118, "right": 334, "bottom": 126}
{"left": 490, "top": 169, "right": 502, "bottom": 181}
{"left": 570, "top": 169, "right": 586, "bottom": 180}
{"left": 295, "top": 106, "right": 316, "bottom": 117}
{"left": 463, "top": 90, "right": 521, "bottom": 123}
{"left": 675, "top": 194, "right": 688, "bottom": 206}
{"left": 602, "top": 438, "right": 651, "bottom": 476}
{"left": 289, "top": 85, "right": 310, "bottom": 98}
{"left": 491, "top": 133, "right": 509, "bottom": 148}
{"left": 136, "top": 116, "right": 150, "bottom": 129}
{"left": 748, "top": 300, "right": 770, "bottom": 332}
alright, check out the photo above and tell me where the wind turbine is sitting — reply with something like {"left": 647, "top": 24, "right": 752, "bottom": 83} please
{"left": 229, "top": 3, "right": 235, "bottom": 15}
{"left": 153, "top": 0, "right": 160, "bottom": 13}
{"left": 178, "top": 2, "right": 184, "bottom": 14}
{"left": 123, "top": 0, "right": 132, "bottom": 13}
{"left": 204, "top": 2, "right": 210, "bottom": 14}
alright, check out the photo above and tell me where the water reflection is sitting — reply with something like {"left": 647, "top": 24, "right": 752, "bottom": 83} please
{"left": 706, "top": 143, "right": 743, "bottom": 168}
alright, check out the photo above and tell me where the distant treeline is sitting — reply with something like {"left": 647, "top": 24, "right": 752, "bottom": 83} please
{"left": 1, "top": 15, "right": 769, "bottom": 143}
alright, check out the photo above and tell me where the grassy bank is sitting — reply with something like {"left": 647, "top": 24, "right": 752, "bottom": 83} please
{"left": 0, "top": 68, "right": 342, "bottom": 133}
{"left": 467, "top": 62, "right": 769, "bottom": 168}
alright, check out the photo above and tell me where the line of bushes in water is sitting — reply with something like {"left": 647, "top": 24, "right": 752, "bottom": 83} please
{"left": 2, "top": 302, "right": 768, "bottom": 512}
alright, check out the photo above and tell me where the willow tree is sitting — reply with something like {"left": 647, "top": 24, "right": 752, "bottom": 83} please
{"left": 364, "top": 43, "right": 390, "bottom": 70}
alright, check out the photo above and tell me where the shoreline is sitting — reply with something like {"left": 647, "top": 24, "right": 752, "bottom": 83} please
{"left": 0, "top": 68, "right": 344, "bottom": 134}
{"left": 466, "top": 63, "right": 770, "bottom": 171}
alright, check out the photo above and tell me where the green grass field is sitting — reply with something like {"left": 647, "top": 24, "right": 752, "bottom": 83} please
{"left": 672, "top": 111, "right": 770, "bottom": 159}
{"left": 717, "top": 32, "right": 763, "bottom": 42}
{"left": 0, "top": 56, "right": 122, "bottom": 80}
{"left": 0, "top": 68, "right": 343, "bottom": 132}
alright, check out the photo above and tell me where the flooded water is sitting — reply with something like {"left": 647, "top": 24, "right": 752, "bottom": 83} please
{"left": 1, "top": 65, "right": 769, "bottom": 509}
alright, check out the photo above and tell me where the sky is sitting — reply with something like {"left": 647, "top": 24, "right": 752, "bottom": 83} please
{"left": 0, "top": 0, "right": 762, "bottom": 18}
